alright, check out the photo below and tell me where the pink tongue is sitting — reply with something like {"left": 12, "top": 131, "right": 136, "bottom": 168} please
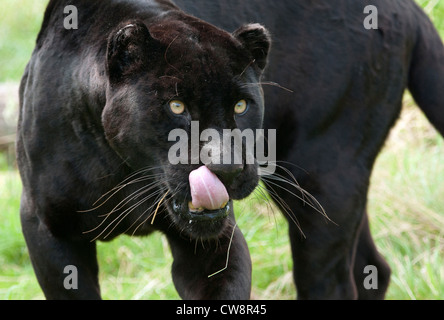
{"left": 189, "top": 166, "right": 229, "bottom": 210}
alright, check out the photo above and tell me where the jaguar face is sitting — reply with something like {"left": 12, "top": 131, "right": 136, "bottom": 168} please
{"left": 102, "top": 15, "right": 270, "bottom": 239}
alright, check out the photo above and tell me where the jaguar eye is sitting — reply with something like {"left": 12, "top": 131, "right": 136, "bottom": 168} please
{"left": 169, "top": 100, "right": 186, "bottom": 115}
{"left": 234, "top": 99, "right": 248, "bottom": 115}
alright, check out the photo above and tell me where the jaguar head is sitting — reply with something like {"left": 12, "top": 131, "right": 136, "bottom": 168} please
{"left": 102, "top": 14, "right": 271, "bottom": 239}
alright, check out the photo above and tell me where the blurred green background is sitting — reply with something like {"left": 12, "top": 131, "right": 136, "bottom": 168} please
{"left": 0, "top": 0, "right": 443, "bottom": 300}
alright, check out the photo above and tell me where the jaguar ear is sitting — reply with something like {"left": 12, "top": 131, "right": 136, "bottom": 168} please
{"left": 106, "top": 21, "right": 160, "bottom": 83}
{"left": 233, "top": 23, "right": 271, "bottom": 71}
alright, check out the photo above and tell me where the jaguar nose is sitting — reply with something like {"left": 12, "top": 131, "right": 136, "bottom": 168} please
{"left": 205, "top": 163, "right": 243, "bottom": 187}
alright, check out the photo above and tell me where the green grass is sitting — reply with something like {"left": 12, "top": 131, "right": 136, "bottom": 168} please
{"left": 367, "top": 98, "right": 444, "bottom": 300}
{"left": 0, "top": 0, "right": 443, "bottom": 300}
{"left": 0, "top": 171, "right": 42, "bottom": 299}
{"left": 0, "top": 0, "right": 48, "bottom": 82}
{"left": 417, "top": 0, "right": 444, "bottom": 38}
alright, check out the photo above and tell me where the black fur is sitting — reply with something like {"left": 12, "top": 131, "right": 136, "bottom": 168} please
{"left": 19, "top": 0, "right": 269, "bottom": 299}
{"left": 18, "top": 0, "right": 444, "bottom": 299}
{"left": 174, "top": 0, "right": 444, "bottom": 299}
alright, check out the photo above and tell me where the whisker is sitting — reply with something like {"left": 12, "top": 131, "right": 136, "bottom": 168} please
{"left": 259, "top": 180, "right": 305, "bottom": 237}
{"left": 150, "top": 190, "right": 170, "bottom": 224}
{"left": 96, "top": 188, "right": 166, "bottom": 241}
{"left": 78, "top": 168, "right": 163, "bottom": 212}
{"left": 269, "top": 163, "right": 309, "bottom": 203}
{"left": 82, "top": 181, "right": 164, "bottom": 236}
{"left": 110, "top": 166, "right": 162, "bottom": 189}
{"left": 94, "top": 172, "right": 163, "bottom": 205}
{"left": 129, "top": 183, "right": 185, "bottom": 235}
{"left": 260, "top": 81, "right": 294, "bottom": 93}
{"left": 270, "top": 160, "right": 310, "bottom": 174}
{"left": 263, "top": 173, "right": 311, "bottom": 209}
{"left": 97, "top": 179, "right": 161, "bottom": 217}
{"left": 239, "top": 59, "right": 255, "bottom": 77}
{"left": 83, "top": 176, "right": 171, "bottom": 240}
{"left": 164, "top": 34, "right": 181, "bottom": 74}
{"left": 261, "top": 177, "right": 325, "bottom": 218}
{"left": 240, "top": 81, "right": 294, "bottom": 93}
{"left": 126, "top": 190, "right": 169, "bottom": 236}
{"left": 252, "top": 184, "right": 277, "bottom": 216}
{"left": 262, "top": 162, "right": 330, "bottom": 220}
{"left": 207, "top": 223, "right": 237, "bottom": 278}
